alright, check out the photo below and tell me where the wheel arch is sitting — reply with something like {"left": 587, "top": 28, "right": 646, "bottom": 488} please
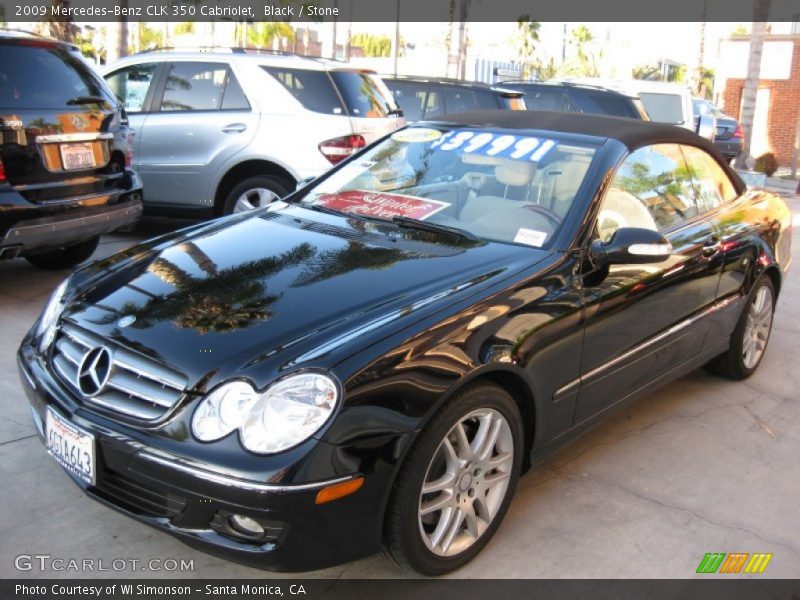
{"left": 213, "top": 159, "right": 298, "bottom": 216}
{"left": 760, "top": 263, "right": 782, "bottom": 299}
{"left": 377, "top": 363, "right": 539, "bottom": 552}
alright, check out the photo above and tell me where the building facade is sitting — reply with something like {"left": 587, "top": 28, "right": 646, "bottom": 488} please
{"left": 719, "top": 34, "right": 800, "bottom": 168}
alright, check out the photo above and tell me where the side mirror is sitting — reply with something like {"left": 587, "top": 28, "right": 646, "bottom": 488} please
{"left": 590, "top": 227, "right": 672, "bottom": 266}
{"left": 696, "top": 113, "right": 716, "bottom": 141}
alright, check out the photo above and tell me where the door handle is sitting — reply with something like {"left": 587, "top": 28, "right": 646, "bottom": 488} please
{"left": 221, "top": 123, "right": 247, "bottom": 133}
{"left": 702, "top": 237, "right": 723, "bottom": 257}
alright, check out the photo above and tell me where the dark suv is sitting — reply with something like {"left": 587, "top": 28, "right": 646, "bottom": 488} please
{"left": 502, "top": 81, "right": 649, "bottom": 120}
{"left": 383, "top": 76, "right": 525, "bottom": 122}
{"left": 0, "top": 32, "right": 142, "bottom": 269}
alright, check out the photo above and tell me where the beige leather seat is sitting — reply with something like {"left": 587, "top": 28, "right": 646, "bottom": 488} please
{"left": 596, "top": 189, "right": 658, "bottom": 242}
{"left": 532, "top": 155, "right": 592, "bottom": 217}
{"left": 459, "top": 160, "right": 536, "bottom": 222}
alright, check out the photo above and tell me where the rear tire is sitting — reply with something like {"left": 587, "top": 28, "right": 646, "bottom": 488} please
{"left": 385, "top": 383, "right": 524, "bottom": 575}
{"left": 222, "top": 175, "right": 292, "bottom": 215}
{"left": 25, "top": 236, "right": 99, "bottom": 270}
{"left": 705, "top": 276, "right": 775, "bottom": 380}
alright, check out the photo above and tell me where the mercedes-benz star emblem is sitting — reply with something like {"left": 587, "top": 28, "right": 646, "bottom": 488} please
{"left": 76, "top": 346, "right": 112, "bottom": 397}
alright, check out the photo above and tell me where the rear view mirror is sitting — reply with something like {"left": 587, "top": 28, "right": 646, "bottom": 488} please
{"left": 590, "top": 227, "right": 672, "bottom": 266}
{"left": 696, "top": 114, "right": 716, "bottom": 141}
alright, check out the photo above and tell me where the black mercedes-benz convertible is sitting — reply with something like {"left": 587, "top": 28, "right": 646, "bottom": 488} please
{"left": 18, "top": 111, "right": 791, "bottom": 575}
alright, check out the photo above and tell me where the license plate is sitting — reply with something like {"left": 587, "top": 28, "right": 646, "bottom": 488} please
{"left": 60, "top": 142, "right": 96, "bottom": 171}
{"left": 45, "top": 408, "right": 96, "bottom": 486}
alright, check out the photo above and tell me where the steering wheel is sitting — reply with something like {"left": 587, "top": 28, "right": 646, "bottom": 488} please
{"left": 524, "top": 204, "right": 562, "bottom": 228}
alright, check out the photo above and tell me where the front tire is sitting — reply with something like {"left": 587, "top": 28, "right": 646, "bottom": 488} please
{"left": 705, "top": 276, "right": 775, "bottom": 380}
{"left": 222, "top": 175, "right": 292, "bottom": 215}
{"left": 386, "top": 383, "right": 524, "bottom": 575}
{"left": 25, "top": 236, "right": 99, "bottom": 270}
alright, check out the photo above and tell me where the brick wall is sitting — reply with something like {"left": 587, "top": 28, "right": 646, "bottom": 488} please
{"left": 721, "top": 36, "right": 800, "bottom": 168}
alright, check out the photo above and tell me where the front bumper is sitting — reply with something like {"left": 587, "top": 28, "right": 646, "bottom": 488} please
{"left": 17, "top": 343, "right": 405, "bottom": 572}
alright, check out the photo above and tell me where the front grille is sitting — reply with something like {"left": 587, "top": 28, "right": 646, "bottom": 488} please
{"left": 51, "top": 322, "right": 188, "bottom": 422}
{"left": 96, "top": 467, "right": 186, "bottom": 518}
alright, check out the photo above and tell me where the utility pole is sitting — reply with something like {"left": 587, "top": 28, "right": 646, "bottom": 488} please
{"left": 393, "top": 0, "right": 400, "bottom": 76}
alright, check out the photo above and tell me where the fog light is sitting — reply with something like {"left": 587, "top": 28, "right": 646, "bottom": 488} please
{"left": 229, "top": 514, "right": 265, "bottom": 537}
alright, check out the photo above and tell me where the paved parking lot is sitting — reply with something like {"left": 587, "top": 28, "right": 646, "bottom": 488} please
{"left": 1, "top": 198, "right": 799, "bottom": 579}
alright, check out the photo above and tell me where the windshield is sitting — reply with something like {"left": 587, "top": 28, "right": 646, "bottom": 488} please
{"left": 639, "top": 92, "right": 684, "bottom": 125}
{"left": 299, "top": 126, "right": 597, "bottom": 248}
{"left": 329, "top": 71, "right": 399, "bottom": 118}
{"left": 0, "top": 43, "right": 114, "bottom": 110}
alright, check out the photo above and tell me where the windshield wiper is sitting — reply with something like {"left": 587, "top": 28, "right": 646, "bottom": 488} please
{"left": 66, "top": 95, "right": 108, "bottom": 105}
{"left": 391, "top": 216, "right": 479, "bottom": 242}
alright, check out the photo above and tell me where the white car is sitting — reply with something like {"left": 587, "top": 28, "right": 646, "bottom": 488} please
{"left": 102, "top": 49, "right": 405, "bottom": 215}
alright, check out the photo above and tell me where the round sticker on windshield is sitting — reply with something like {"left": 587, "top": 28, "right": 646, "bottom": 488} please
{"left": 391, "top": 128, "right": 443, "bottom": 143}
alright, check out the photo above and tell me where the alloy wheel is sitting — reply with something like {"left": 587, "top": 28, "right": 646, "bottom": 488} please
{"left": 418, "top": 408, "right": 514, "bottom": 557}
{"left": 742, "top": 284, "right": 773, "bottom": 369}
{"left": 233, "top": 187, "right": 279, "bottom": 213}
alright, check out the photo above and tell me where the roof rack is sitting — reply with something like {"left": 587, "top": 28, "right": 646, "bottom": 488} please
{"left": 382, "top": 74, "right": 495, "bottom": 87}
{"left": 0, "top": 27, "right": 59, "bottom": 41}
{"left": 134, "top": 46, "right": 343, "bottom": 62}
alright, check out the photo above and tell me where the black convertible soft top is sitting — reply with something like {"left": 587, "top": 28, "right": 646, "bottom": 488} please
{"left": 426, "top": 109, "right": 745, "bottom": 193}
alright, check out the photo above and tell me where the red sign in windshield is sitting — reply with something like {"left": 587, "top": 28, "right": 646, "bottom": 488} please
{"left": 315, "top": 190, "right": 450, "bottom": 220}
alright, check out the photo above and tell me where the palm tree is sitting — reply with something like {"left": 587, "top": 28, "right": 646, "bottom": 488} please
{"left": 735, "top": 0, "right": 771, "bottom": 170}
{"left": 244, "top": 22, "right": 295, "bottom": 50}
{"left": 102, "top": 243, "right": 315, "bottom": 334}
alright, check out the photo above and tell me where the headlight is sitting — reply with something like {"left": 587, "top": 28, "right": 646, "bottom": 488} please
{"left": 191, "top": 373, "right": 339, "bottom": 454}
{"left": 36, "top": 278, "right": 70, "bottom": 350}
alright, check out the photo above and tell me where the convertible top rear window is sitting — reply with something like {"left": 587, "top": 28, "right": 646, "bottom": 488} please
{"left": 301, "top": 126, "right": 598, "bottom": 248}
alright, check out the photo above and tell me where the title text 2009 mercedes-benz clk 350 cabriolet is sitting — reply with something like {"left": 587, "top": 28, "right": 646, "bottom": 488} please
{"left": 18, "top": 111, "right": 791, "bottom": 574}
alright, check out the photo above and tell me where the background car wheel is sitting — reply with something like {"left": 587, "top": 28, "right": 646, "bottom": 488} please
{"left": 222, "top": 176, "right": 292, "bottom": 215}
{"left": 24, "top": 236, "right": 99, "bottom": 270}
{"left": 705, "top": 276, "right": 775, "bottom": 380}
{"left": 386, "top": 383, "right": 524, "bottom": 575}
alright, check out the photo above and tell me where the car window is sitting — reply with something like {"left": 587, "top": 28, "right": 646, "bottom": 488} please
{"left": 300, "top": 126, "right": 597, "bottom": 248}
{"left": 0, "top": 43, "right": 114, "bottom": 110}
{"left": 680, "top": 145, "right": 738, "bottom": 212}
{"left": 221, "top": 70, "right": 250, "bottom": 110}
{"left": 497, "top": 95, "right": 526, "bottom": 110}
{"left": 524, "top": 89, "right": 576, "bottom": 113}
{"left": 329, "top": 71, "right": 398, "bottom": 118}
{"left": 423, "top": 89, "right": 444, "bottom": 119}
{"left": 638, "top": 93, "right": 684, "bottom": 124}
{"left": 262, "top": 66, "right": 345, "bottom": 115}
{"left": 106, "top": 63, "right": 158, "bottom": 112}
{"left": 582, "top": 90, "right": 639, "bottom": 118}
{"left": 474, "top": 90, "right": 503, "bottom": 109}
{"left": 597, "top": 144, "right": 698, "bottom": 242}
{"left": 160, "top": 62, "right": 228, "bottom": 111}
{"left": 443, "top": 88, "right": 480, "bottom": 114}
{"left": 387, "top": 81, "right": 427, "bottom": 121}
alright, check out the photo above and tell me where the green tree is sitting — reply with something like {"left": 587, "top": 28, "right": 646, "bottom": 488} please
{"left": 351, "top": 33, "right": 392, "bottom": 57}
{"left": 563, "top": 25, "right": 602, "bottom": 77}
{"left": 515, "top": 16, "right": 540, "bottom": 79}
{"left": 174, "top": 22, "right": 195, "bottom": 36}
{"left": 73, "top": 27, "right": 103, "bottom": 61}
{"left": 138, "top": 23, "right": 164, "bottom": 51}
{"left": 241, "top": 22, "right": 296, "bottom": 49}
{"left": 632, "top": 63, "right": 662, "bottom": 81}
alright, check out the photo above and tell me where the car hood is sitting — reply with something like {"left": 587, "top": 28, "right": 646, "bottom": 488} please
{"left": 63, "top": 206, "right": 546, "bottom": 391}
